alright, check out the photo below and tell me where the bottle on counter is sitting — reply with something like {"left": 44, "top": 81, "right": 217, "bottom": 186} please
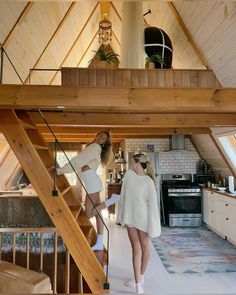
{"left": 222, "top": 178, "right": 226, "bottom": 187}
{"left": 207, "top": 181, "right": 211, "bottom": 188}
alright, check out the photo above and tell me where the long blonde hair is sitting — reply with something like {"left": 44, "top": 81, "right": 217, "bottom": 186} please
{"left": 133, "top": 153, "right": 155, "bottom": 182}
{"left": 97, "top": 131, "right": 113, "bottom": 166}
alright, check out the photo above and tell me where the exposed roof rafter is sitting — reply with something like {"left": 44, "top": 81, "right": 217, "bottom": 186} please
{"left": 167, "top": 1, "right": 209, "bottom": 70}
{"left": 24, "top": 1, "right": 77, "bottom": 85}
{"left": 49, "top": 2, "right": 100, "bottom": 85}
{"left": 2, "top": 2, "right": 33, "bottom": 48}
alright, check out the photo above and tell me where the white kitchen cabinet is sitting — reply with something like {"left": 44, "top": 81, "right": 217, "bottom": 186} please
{"left": 218, "top": 197, "right": 236, "bottom": 244}
{"left": 203, "top": 188, "right": 236, "bottom": 245}
{"left": 203, "top": 189, "right": 220, "bottom": 232}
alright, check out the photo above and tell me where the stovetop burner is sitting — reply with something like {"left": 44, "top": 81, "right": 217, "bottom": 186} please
{"left": 162, "top": 173, "right": 193, "bottom": 182}
{"left": 161, "top": 173, "right": 199, "bottom": 187}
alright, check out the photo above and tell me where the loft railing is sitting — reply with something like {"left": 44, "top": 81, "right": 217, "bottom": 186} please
{"left": 0, "top": 227, "right": 84, "bottom": 294}
{"left": 0, "top": 43, "right": 61, "bottom": 85}
{"left": 0, "top": 43, "right": 24, "bottom": 84}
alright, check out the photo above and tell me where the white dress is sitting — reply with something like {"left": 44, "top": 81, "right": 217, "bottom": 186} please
{"left": 56, "top": 143, "right": 102, "bottom": 194}
{"left": 117, "top": 169, "right": 161, "bottom": 238}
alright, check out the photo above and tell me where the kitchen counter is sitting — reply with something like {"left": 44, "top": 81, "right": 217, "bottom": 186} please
{"left": 202, "top": 186, "right": 236, "bottom": 199}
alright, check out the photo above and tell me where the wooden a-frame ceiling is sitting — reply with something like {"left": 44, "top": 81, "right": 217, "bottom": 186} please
{"left": 1, "top": 1, "right": 236, "bottom": 143}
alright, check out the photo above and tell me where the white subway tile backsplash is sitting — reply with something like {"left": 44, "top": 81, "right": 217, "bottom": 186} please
{"left": 124, "top": 138, "right": 200, "bottom": 174}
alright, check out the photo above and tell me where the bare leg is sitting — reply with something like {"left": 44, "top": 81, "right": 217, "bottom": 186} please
{"left": 85, "top": 192, "right": 104, "bottom": 234}
{"left": 127, "top": 227, "right": 142, "bottom": 284}
{"left": 137, "top": 230, "right": 150, "bottom": 275}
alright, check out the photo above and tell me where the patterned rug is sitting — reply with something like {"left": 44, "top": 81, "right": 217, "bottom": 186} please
{"left": 152, "top": 226, "right": 236, "bottom": 274}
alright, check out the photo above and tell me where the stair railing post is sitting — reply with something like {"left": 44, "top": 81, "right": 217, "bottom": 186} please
{"left": 52, "top": 139, "right": 58, "bottom": 197}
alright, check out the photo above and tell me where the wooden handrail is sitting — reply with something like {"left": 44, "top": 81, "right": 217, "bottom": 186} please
{"left": 0, "top": 227, "right": 83, "bottom": 294}
{"left": 0, "top": 227, "right": 57, "bottom": 234}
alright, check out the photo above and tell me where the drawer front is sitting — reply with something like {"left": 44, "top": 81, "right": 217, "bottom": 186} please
{"left": 218, "top": 200, "right": 236, "bottom": 219}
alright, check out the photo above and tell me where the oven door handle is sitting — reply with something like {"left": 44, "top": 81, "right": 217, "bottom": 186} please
{"left": 168, "top": 193, "right": 201, "bottom": 197}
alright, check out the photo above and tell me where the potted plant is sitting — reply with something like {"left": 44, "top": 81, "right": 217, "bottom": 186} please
{"left": 89, "top": 49, "right": 120, "bottom": 69}
{"left": 145, "top": 53, "right": 166, "bottom": 69}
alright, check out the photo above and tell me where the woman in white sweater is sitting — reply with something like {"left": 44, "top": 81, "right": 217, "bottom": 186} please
{"left": 56, "top": 131, "right": 119, "bottom": 250}
{"left": 117, "top": 153, "right": 161, "bottom": 294}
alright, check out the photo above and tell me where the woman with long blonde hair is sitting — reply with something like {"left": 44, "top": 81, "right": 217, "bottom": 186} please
{"left": 117, "top": 153, "right": 161, "bottom": 294}
{"left": 56, "top": 131, "right": 119, "bottom": 250}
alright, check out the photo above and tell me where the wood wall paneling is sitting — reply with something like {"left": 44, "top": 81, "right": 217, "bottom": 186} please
{"left": 49, "top": 3, "right": 100, "bottom": 85}
{"left": 29, "top": 1, "right": 98, "bottom": 85}
{"left": 175, "top": 1, "right": 236, "bottom": 87}
{"left": 61, "top": 68, "right": 221, "bottom": 88}
{"left": 0, "top": 1, "right": 27, "bottom": 44}
{"left": 2, "top": 2, "right": 71, "bottom": 83}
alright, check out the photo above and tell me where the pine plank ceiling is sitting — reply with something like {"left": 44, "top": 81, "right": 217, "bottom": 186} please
{"left": 1, "top": 1, "right": 236, "bottom": 144}
{"left": 1, "top": 1, "right": 235, "bottom": 87}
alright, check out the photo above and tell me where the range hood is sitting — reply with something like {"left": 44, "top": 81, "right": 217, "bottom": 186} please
{"left": 170, "top": 134, "right": 185, "bottom": 150}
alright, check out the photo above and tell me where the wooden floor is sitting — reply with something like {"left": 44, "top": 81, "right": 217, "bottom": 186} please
{"left": 104, "top": 213, "right": 236, "bottom": 295}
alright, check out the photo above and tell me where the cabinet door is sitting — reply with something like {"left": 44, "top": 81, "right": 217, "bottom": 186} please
{"left": 212, "top": 192, "right": 221, "bottom": 231}
{"left": 218, "top": 199, "right": 236, "bottom": 244}
{"left": 226, "top": 216, "right": 236, "bottom": 244}
{"left": 207, "top": 191, "right": 220, "bottom": 231}
{"left": 203, "top": 189, "right": 218, "bottom": 228}
{"left": 203, "top": 189, "right": 210, "bottom": 224}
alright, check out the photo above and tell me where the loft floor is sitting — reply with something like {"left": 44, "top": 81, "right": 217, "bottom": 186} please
{"left": 104, "top": 214, "right": 236, "bottom": 295}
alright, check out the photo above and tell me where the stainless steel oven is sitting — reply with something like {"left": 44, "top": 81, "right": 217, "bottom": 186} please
{"left": 161, "top": 174, "right": 202, "bottom": 227}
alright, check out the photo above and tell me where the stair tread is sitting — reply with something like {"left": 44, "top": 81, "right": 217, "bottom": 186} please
{"left": 33, "top": 144, "right": 48, "bottom": 150}
{"left": 69, "top": 205, "right": 82, "bottom": 219}
{"left": 19, "top": 119, "right": 37, "bottom": 130}
{"left": 61, "top": 186, "right": 71, "bottom": 195}
{"left": 94, "top": 248, "right": 108, "bottom": 266}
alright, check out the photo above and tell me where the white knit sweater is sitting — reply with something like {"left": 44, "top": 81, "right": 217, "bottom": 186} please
{"left": 56, "top": 142, "right": 101, "bottom": 174}
{"left": 117, "top": 169, "right": 161, "bottom": 238}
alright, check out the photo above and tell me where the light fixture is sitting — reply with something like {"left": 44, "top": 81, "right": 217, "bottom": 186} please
{"left": 98, "top": 17, "right": 112, "bottom": 47}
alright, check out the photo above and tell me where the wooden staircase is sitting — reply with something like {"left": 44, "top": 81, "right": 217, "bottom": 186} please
{"left": 0, "top": 109, "right": 108, "bottom": 294}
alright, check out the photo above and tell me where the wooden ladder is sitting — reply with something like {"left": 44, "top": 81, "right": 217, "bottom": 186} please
{"left": 0, "top": 109, "right": 108, "bottom": 294}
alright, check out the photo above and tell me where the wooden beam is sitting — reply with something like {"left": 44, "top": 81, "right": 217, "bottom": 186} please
{"left": 44, "top": 134, "right": 191, "bottom": 143}
{"left": 167, "top": 2, "right": 210, "bottom": 70}
{"left": 24, "top": 2, "right": 77, "bottom": 85}
{"left": 42, "top": 134, "right": 168, "bottom": 143}
{"left": 100, "top": 2, "right": 110, "bottom": 18}
{"left": 38, "top": 126, "right": 210, "bottom": 135}
{"left": 2, "top": 2, "right": 33, "bottom": 48}
{"left": 1, "top": 85, "right": 236, "bottom": 113}
{"left": 29, "top": 112, "right": 236, "bottom": 128}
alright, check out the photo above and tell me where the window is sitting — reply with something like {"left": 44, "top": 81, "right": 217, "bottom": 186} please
{"left": 57, "top": 152, "right": 78, "bottom": 186}
{"left": 218, "top": 135, "right": 236, "bottom": 170}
